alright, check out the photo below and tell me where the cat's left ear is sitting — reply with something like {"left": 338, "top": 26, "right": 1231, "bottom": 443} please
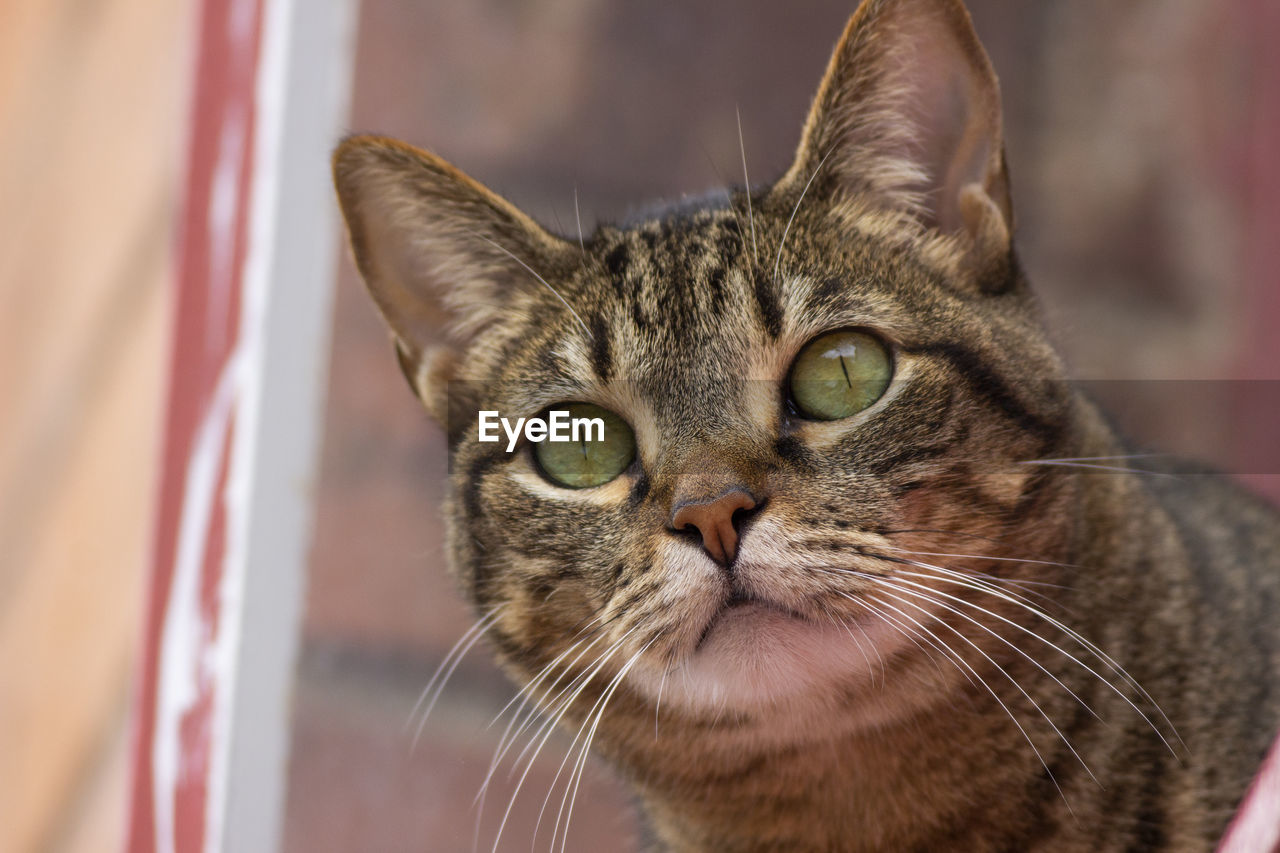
{"left": 782, "top": 0, "right": 1012, "bottom": 277}
{"left": 333, "top": 135, "right": 578, "bottom": 423}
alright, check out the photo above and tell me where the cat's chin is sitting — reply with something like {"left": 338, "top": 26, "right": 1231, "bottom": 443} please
{"left": 633, "top": 600, "right": 897, "bottom": 716}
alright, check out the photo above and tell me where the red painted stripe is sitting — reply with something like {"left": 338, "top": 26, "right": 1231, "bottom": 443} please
{"left": 126, "top": 0, "right": 263, "bottom": 849}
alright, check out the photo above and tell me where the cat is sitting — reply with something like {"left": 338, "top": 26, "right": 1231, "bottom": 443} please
{"left": 331, "top": 0, "right": 1280, "bottom": 849}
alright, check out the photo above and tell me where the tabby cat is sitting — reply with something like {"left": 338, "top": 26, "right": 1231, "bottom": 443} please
{"left": 332, "top": 0, "right": 1280, "bottom": 849}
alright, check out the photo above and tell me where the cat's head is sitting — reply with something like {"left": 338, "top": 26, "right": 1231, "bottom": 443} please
{"left": 334, "top": 0, "right": 1083, "bottom": 719}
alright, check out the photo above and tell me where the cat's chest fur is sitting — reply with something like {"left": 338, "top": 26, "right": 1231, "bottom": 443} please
{"left": 333, "top": 0, "right": 1280, "bottom": 850}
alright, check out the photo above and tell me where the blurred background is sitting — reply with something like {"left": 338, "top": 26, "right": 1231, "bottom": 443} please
{"left": 1, "top": 0, "right": 1277, "bottom": 851}
{"left": 0, "top": 1, "right": 189, "bottom": 851}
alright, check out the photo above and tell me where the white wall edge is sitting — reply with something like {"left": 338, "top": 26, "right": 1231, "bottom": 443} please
{"left": 205, "top": 0, "right": 358, "bottom": 850}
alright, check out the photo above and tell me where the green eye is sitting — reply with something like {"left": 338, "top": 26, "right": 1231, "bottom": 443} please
{"left": 533, "top": 402, "right": 636, "bottom": 488}
{"left": 788, "top": 329, "right": 892, "bottom": 421}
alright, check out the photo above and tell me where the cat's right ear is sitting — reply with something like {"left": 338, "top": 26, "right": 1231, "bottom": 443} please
{"left": 781, "top": 0, "right": 1013, "bottom": 282}
{"left": 332, "top": 135, "right": 574, "bottom": 421}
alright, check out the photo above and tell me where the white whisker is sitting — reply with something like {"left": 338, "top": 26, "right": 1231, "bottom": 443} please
{"left": 474, "top": 625, "right": 606, "bottom": 840}
{"left": 821, "top": 601, "right": 881, "bottom": 688}
{"left": 495, "top": 628, "right": 637, "bottom": 853}
{"left": 862, "top": 591, "right": 1075, "bottom": 813}
{"left": 736, "top": 106, "right": 759, "bottom": 267}
{"left": 869, "top": 575, "right": 1102, "bottom": 724}
{"left": 488, "top": 618, "right": 604, "bottom": 733}
{"left": 507, "top": 633, "right": 628, "bottom": 782}
{"left": 472, "top": 232, "right": 593, "bottom": 340}
{"left": 407, "top": 605, "right": 505, "bottom": 750}
{"left": 1017, "top": 459, "right": 1179, "bottom": 478}
{"left": 654, "top": 663, "right": 668, "bottom": 740}
{"left": 843, "top": 592, "right": 962, "bottom": 687}
{"left": 892, "top": 569, "right": 1178, "bottom": 756}
{"left": 852, "top": 552, "right": 1053, "bottom": 612}
{"left": 573, "top": 186, "right": 586, "bottom": 258}
{"left": 886, "top": 556, "right": 1182, "bottom": 751}
{"left": 773, "top": 147, "right": 834, "bottom": 285}
{"left": 555, "top": 639, "right": 654, "bottom": 853}
{"left": 871, "top": 583, "right": 1098, "bottom": 787}
{"left": 1029, "top": 454, "right": 1167, "bottom": 463}
{"left": 883, "top": 545, "right": 1079, "bottom": 574}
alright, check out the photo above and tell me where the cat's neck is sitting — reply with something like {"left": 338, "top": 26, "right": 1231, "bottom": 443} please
{"left": 624, "top": 707, "right": 1073, "bottom": 852}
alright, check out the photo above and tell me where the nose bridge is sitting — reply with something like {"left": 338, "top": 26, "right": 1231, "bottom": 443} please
{"left": 669, "top": 464, "right": 751, "bottom": 503}
{"left": 656, "top": 417, "right": 769, "bottom": 505}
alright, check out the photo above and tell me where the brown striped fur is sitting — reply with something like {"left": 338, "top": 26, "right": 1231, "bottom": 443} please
{"left": 332, "top": 0, "right": 1280, "bottom": 849}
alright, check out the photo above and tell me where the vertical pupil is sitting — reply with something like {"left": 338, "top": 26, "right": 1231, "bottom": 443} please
{"left": 838, "top": 355, "right": 852, "bottom": 388}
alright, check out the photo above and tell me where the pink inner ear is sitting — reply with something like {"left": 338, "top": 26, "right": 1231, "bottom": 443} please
{"left": 788, "top": 0, "right": 1011, "bottom": 241}
{"left": 355, "top": 193, "right": 453, "bottom": 355}
{"left": 882, "top": 15, "right": 1001, "bottom": 233}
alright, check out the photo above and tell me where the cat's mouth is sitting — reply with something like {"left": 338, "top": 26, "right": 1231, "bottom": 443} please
{"left": 693, "top": 590, "right": 807, "bottom": 651}
{"left": 635, "top": 575, "right": 911, "bottom": 713}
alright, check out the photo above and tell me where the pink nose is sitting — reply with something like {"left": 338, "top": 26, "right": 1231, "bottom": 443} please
{"left": 670, "top": 489, "right": 758, "bottom": 567}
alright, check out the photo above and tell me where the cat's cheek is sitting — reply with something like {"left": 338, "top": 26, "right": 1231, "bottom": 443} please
{"left": 895, "top": 485, "right": 942, "bottom": 533}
